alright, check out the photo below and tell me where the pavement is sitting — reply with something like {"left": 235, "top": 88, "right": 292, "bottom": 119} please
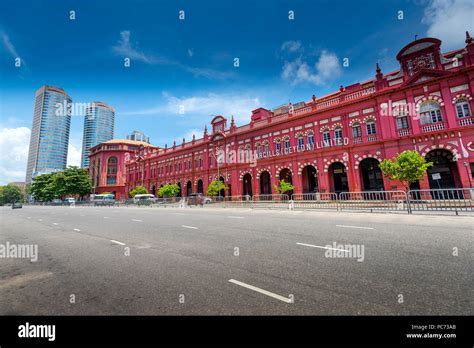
{"left": 0, "top": 205, "right": 472, "bottom": 315}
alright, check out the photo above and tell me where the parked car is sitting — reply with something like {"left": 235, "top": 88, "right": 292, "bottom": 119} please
{"left": 203, "top": 196, "right": 212, "bottom": 204}
{"left": 187, "top": 193, "right": 204, "bottom": 206}
{"left": 12, "top": 202, "right": 23, "bottom": 209}
{"left": 92, "top": 194, "right": 115, "bottom": 206}
{"left": 51, "top": 199, "right": 63, "bottom": 206}
{"left": 64, "top": 197, "right": 75, "bottom": 204}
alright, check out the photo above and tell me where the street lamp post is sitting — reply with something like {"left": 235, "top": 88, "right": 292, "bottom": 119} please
{"left": 463, "top": 161, "right": 472, "bottom": 188}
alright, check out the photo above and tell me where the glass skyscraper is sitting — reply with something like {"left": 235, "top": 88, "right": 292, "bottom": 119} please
{"left": 80, "top": 101, "right": 115, "bottom": 168}
{"left": 26, "top": 85, "right": 72, "bottom": 184}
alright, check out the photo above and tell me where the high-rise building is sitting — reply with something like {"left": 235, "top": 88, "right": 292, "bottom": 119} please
{"left": 126, "top": 130, "right": 150, "bottom": 144}
{"left": 25, "top": 85, "right": 72, "bottom": 184}
{"left": 81, "top": 101, "right": 115, "bottom": 168}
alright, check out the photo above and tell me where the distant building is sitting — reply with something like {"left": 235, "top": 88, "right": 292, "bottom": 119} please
{"left": 126, "top": 130, "right": 150, "bottom": 144}
{"left": 81, "top": 101, "right": 115, "bottom": 168}
{"left": 26, "top": 85, "right": 72, "bottom": 184}
{"left": 88, "top": 139, "right": 158, "bottom": 200}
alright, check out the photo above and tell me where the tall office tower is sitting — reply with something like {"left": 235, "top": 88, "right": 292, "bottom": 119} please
{"left": 80, "top": 101, "right": 115, "bottom": 168}
{"left": 25, "top": 85, "right": 72, "bottom": 184}
{"left": 126, "top": 130, "right": 150, "bottom": 143}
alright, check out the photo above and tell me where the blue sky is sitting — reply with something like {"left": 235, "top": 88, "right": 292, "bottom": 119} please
{"left": 1, "top": 0, "right": 473, "bottom": 184}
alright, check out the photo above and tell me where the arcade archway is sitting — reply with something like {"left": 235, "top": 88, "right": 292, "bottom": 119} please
{"left": 260, "top": 171, "right": 272, "bottom": 195}
{"left": 242, "top": 173, "right": 253, "bottom": 197}
{"left": 302, "top": 165, "right": 318, "bottom": 193}
{"left": 425, "top": 149, "right": 460, "bottom": 189}
{"left": 329, "top": 162, "right": 348, "bottom": 194}
{"left": 360, "top": 158, "right": 384, "bottom": 191}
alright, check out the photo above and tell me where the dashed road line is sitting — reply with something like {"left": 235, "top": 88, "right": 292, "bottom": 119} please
{"left": 229, "top": 279, "right": 293, "bottom": 303}
{"left": 228, "top": 216, "right": 244, "bottom": 219}
{"left": 110, "top": 240, "right": 126, "bottom": 246}
{"left": 336, "top": 225, "right": 374, "bottom": 230}
{"left": 53, "top": 223, "right": 59, "bottom": 225}
{"left": 182, "top": 225, "right": 198, "bottom": 229}
{"left": 131, "top": 219, "right": 142, "bottom": 222}
{"left": 73, "top": 228, "right": 81, "bottom": 232}
{"left": 296, "top": 242, "right": 350, "bottom": 252}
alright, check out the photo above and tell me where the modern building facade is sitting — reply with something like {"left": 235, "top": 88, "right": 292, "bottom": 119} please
{"left": 81, "top": 101, "right": 115, "bottom": 168}
{"left": 126, "top": 130, "right": 150, "bottom": 144}
{"left": 25, "top": 85, "right": 72, "bottom": 184}
{"left": 125, "top": 34, "right": 474, "bottom": 197}
{"left": 88, "top": 139, "right": 157, "bottom": 200}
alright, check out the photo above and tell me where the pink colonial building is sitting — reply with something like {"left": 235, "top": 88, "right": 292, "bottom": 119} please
{"left": 89, "top": 139, "right": 158, "bottom": 200}
{"left": 125, "top": 34, "right": 474, "bottom": 197}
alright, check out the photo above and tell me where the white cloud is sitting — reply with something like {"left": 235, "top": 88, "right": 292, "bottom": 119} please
{"left": 112, "top": 31, "right": 232, "bottom": 79}
{"left": 281, "top": 40, "right": 302, "bottom": 53}
{"left": 1, "top": 31, "right": 26, "bottom": 66}
{"left": 0, "top": 127, "right": 30, "bottom": 185}
{"left": 67, "top": 140, "right": 82, "bottom": 167}
{"left": 124, "top": 92, "right": 261, "bottom": 124}
{"left": 188, "top": 48, "right": 194, "bottom": 57}
{"left": 422, "top": 0, "right": 474, "bottom": 50}
{"left": 282, "top": 50, "right": 342, "bottom": 85}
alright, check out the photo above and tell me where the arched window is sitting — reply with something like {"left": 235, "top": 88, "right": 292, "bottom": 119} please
{"left": 419, "top": 101, "right": 443, "bottom": 124}
{"left": 239, "top": 147, "right": 244, "bottom": 162}
{"left": 284, "top": 137, "right": 291, "bottom": 153}
{"left": 297, "top": 135, "right": 304, "bottom": 150}
{"left": 322, "top": 129, "right": 331, "bottom": 147}
{"left": 455, "top": 98, "right": 471, "bottom": 118}
{"left": 352, "top": 122, "right": 362, "bottom": 138}
{"left": 245, "top": 145, "right": 251, "bottom": 162}
{"left": 275, "top": 138, "right": 281, "bottom": 154}
{"left": 334, "top": 126, "right": 343, "bottom": 144}
{"left": 106, "top": 156, "right": 117, "bottom": 185}
{"left": 366, "top": 119, "right": 376, "bottom": 135}
{"left": 263, "top": 141, "right": 270, "bottom": 157}
{"left": 307, "top": 132, "right": 315, "bottom": 148}
{"left": 255, "top": 142, "right": 262, "bottom": 159}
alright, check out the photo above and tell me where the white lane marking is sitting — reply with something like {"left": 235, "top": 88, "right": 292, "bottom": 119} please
{"left": 38, "top": 219, "right": 42, "bottom": 221}
{"left": 296, "top": 243, "right": 350, "bottom": 252}
{"left": 229, "top": 279, "right": 293, "bottom": 303}
{"left": 27, "top": 217, "right": 31, "bottom": 219}
{"left": 53, "top": 223, "right": 59, "bottom": 225}
{"left": 104, "top": 217, "right": 110, "bottom": 219}
{"left": 227, "top": 216, "right": 244, "bottom": 219}
{"left": 73, "top": 228, "right": 81, "bottom": 232}
{"left": 336, "top": 225, "right": 374, "bottom": 230}
{"left": 131, "top": 219, "right": 142, "bottom": 222}
{"left": 110, "top": 240, "right": 126, "bottom": 246}
{"left": 182, "top": 225, "right": 198, "bottom": 229}
{"left": 80, "top": 215, "right": 85, "bottom": 217}
{"left": 172, "top": 213, "right": 185, "bottom": 215}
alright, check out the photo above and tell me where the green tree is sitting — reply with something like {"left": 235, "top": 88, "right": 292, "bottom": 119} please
{"left": 29, "top": 173, "right": 56, "bottom": 202}
{"left": 379, "top": 150, "right": 433, "bottom": 191}
{"left": 158, "top": 184, "right": 180, "bottom": 198}
{"left": 129, "top": 185, "right": 149, "bottom": 197}
{"left": 206, "top": 180, "right": 226, "bottom": 197}
{"left": 274, "top": 179, "right": 294, "bottom": 194}
{"left": 62, "top": 166, "right": 91, "bottom": 199}
{"left": 0, "top": 184, "right": 24, "bottom": 204}
{"left": 28, "top": 166, "right": 92, "bottom": 201}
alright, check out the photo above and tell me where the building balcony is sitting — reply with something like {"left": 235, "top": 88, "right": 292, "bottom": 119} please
{"left": 353, "top": 137, "right": 362, "bottom": 144}
{"left": 457, "top": 117, "right": 474, "bottom": 127}
{"left": 398, "top": 128, "right": 411, "bottom": 137}
{"left": 367, "top": 135, "right": 377, "bottom": 142}
{"left": 421, "top": 122, "right": 445, "bottom": 133}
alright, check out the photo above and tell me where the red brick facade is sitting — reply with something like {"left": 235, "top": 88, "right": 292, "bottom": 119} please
{"left": 125, "top": 35, "right": 474, "bottom": 197}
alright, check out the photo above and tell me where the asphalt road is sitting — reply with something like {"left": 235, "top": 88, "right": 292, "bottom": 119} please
{"left": 0, "top": 205, "right": 472, "bottom": 315}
